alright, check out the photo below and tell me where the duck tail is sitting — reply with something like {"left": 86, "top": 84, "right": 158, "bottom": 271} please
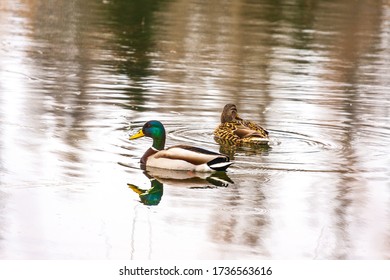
{"left": 207, "top": 157, "right": 232, "bottom": 171}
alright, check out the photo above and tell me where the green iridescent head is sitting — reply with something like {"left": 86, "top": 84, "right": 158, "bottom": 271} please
{"left": 129, "top": 120, "right": 166, "bottom": 150}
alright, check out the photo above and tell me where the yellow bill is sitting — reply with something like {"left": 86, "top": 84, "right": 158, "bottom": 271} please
{"left": 129, "top": 129, "right": 145, "bottom": 140}
{"left": 127, "top": 183, "right": 143, "bottom": 195}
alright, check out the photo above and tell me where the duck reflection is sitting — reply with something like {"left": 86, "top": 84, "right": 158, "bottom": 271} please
{"left": 128, "top": 169, "right": 234, "bottom": 206}
{"left": 128, "top": 177, "right": 163, "bottom": 206}
{"left": 215, "top": 137, "right": 271, "bottom": 159}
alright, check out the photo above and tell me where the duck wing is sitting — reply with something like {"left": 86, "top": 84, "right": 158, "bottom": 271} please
{"left": 242, "top": 120, "right": 269, "bottom": 137}
{"left": 157, "top": 145, "right": 226, "bottom": 164}
{"left": 154, "top": 145, "right": 232, "bottom": 171}
{"left": 214, "top": 121, "right": 268, "bottom": 140}
{"left": 234, "top": 127, "right": 266, "bottom": 139}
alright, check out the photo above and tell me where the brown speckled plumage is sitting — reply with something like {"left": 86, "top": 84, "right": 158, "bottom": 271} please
{"left": 214, "top": 104, "right": 269, "bottom": 145}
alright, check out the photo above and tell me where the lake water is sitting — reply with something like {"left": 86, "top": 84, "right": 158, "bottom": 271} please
{"left": 0, "top": 0, "right": 389, "bottom": 259}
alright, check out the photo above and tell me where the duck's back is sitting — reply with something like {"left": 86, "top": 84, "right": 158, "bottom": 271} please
{"left": 214, "top": 120, "right": 268, "bottom": 144}
{"left": 241, "top": 120, "right": 268, "bottom": 138}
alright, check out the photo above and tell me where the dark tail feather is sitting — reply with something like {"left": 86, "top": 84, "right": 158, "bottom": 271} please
{"left": 207, "top": 157, "right": 232, "bottom": 171}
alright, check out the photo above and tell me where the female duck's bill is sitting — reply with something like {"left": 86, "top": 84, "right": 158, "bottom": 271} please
{"left": 129, "top": 120, "right": 232, "bottom": 172}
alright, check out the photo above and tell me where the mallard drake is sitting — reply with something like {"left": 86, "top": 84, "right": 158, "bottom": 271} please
{"left": 129, "top": 120, "right": 232, "bottom": 172}
{"left": 214, "top": 104, "right": 269, "bottom": 145}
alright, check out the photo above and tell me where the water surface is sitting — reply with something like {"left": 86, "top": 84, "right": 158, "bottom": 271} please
{"left": 0, "top": 0, "right": 389, "bottom": 259}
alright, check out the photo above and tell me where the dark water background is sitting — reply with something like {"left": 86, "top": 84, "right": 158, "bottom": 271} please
{"left": 0, "top": 0, "right": 389, "bottom": 259}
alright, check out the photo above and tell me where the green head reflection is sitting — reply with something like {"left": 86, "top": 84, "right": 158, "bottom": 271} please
{"left": 128, "top": 178, "right": 163, "bottom": 206}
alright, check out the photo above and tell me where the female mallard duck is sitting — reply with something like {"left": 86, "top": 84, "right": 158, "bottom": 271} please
{"left": 129, "top": 120, "right": 232, "bottom": 172}
{"left": 214, "top": 103, "right": 269, "bottom": 144}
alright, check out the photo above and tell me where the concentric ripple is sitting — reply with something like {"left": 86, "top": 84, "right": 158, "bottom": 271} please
{"left": 124, "top": 120, "right": 352, "bottom": 173}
